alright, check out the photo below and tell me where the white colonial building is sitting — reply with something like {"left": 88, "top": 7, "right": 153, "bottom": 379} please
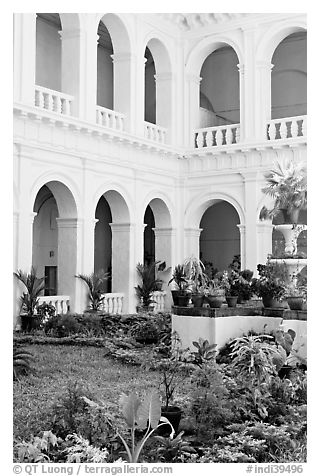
{"left": 13, "top": 12, "right": 307, "bottom": 318}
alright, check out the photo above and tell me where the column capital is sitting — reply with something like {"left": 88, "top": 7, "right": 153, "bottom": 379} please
{"left": 29, "top": 212, "right": 37, "bottom": 224}
{"left": 237, "top": 224, "right": 246, "bottom": 234}
{"left": 154, "top": 72, "right": 173, "bottom": 82}
{"left": 256, "top": 60, "right": 274, "bottom": 71}
{"left": 110, "top": 222, "right": 134, "bottom": 233}
{"left": 152, "top": 227, "right": 176, "bottom": 237}
{"left": 56, "top": 217, "right": 79, "bottom": 228}
{"left": 111, "top": 52, "right": 135, "bottom": 63}
{"left": 237, "top": 63, "right": 245, "bottom": 74}
{"left": 184, "top": 227, "right": 203, "bottom": 238}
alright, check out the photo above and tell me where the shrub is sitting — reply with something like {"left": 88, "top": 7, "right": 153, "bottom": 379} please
{"left": 44, "top": 314, "right": 82, "bottom": 337}
{"left": 13, "top": 344, "right": 34, "bottom": 380}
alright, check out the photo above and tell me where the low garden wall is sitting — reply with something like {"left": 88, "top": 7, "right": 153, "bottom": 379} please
{"left": 172, "top": 306, "right": 307, "bottom": 359}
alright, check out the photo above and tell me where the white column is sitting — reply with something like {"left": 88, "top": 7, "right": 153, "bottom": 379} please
{"left": 241, "top": 171, "right": 259, "bottom": 273}
{"left": 61, "top": 25, "right": 98, "bottom": 122}
{"left": 110, "top": 223, "right": 135, "bottom": 313}
{"left": 56, "top": 218, "right": 79, "bottom": 312}
{"left": 111, "top": 53, "right": 135, "bottom": 133}
{"left": 255, "top": 61, "right": 274, "bottom": 140}
{"left": 153, "top": 227, "right": 176, "bottom": 309}
{"left": 238, "top": 26, "right": 257, "bottom": 143}
{"left": 184, "top": 228, "right": 203, "bottom": 260}
{"left": 134, "top": 55, "right": 147, "bottom": 137}
{"left": 155, "top": 72, "right": 173, "bottom": 143}
{"left": 257, "top": 221, "right": 274, "bottom": 265}
{"left": 237, "top": 224, "right": 246, "bottom": 271}
{"left": 14, "top": 13, "right": 36, "bottom": 105}
{"left": 185, "top": 74, "right": 201, "bottom": 147}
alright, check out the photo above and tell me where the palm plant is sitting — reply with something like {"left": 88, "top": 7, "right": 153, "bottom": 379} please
{"left": 14, "top": 266, "right": 45, "bottom": 317}
{"left": 13, "top": 343, "right": 34, "bottom": 380}
{"left": 168, "top": 265, "right": 188, "bottom": 292}
{"left": 262, "top": 159, "right": 307, "bottom": 223}
{"left": 76, "top": 270, "right": 109, "bottom": 311}
{"left": 135, "top": 261, "right": 163, "bottom": 309}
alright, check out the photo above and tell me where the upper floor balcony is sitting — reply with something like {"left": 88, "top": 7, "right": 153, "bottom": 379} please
{"left": 14, "top": 13, "right": 307, "bottom": 153}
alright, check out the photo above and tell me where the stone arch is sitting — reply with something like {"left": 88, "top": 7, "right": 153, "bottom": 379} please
{"left": 98, "top": 13, "right": 132, "bottom": 54}
{"left": 31, "top": 179, "right": 79, "bottom": 304}
{"left": 144, "top": 35, "right": 173, "bottom": 131}
{"left": 256, "top": 19, "right": 307, "bottom": 64}
{"left": 186, "top": 192, "right": 245, "bottom": 229}
{"left": 92, "top": 184, "right": 133, "bottom": 223}
{"left": 186, "top": 35, "right": 243, "bottom": 77}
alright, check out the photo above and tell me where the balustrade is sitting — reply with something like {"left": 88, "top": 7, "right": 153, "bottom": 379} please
{"left": 34, "top": 86, "right": 73, "bottom": 116}
{"left": 267, "top": 115, "right": 307, "bottom": 140}
{"left": 101, "top": 293, "right": 124, "bottom": 315}
{"left": 96, "top": 106, "right": 125, "bottom": 131}
{"left": 151, "top": 291, "right": 166, "bottom": 313}
{"left": 144, "top": 122, "right": 167, "bottom": 144}
{"left": 194, "top": 124, "right": 240, "bottom": 148}
{"left": 37, "top": 296, "right": 70, "bottom": 315}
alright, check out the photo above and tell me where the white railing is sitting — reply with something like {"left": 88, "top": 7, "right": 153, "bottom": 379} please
{"left": 35, "top": 85, "right": 73, "bottom": 116}
{"left": 144, "top": 122, "right": 167, "bottom": 144}
{"left": 96, "top": 106, "right": 125, "bottom": 131}
{"left": 194, "top": 124, "right": 240, "bottom": 148}
{"left": 37, "top": 296, "right": 70, "bottom": 315}
{"left": 267, "top": 115, "right": 307, "bottom": 141}
{"left": 151, "top": 291, "right": 166, "bottom": 313}
{"left": 101, "top": 293, "right": 124, "bottom": 314}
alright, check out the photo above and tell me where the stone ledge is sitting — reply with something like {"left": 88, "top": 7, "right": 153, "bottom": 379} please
{"left": 172, "top": 305, "right": 307, "bottom": 320}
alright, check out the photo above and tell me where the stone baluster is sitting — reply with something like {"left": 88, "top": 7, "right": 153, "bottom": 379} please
{"left": 215, "top": 128, "right": 223, "bottom": 146}
{"left": 225, "top": 127, "right": 232, "bottom": 145}
{"left": 268, "top": 122, "right": 276, "bottom": 140}
{"left": 279, "top": 120, "right": 287, "bottom": 139}
{"left": 205, "top": 130, "right": 213, "bottom": 147}
{"left": 302, "top": 117, "right": 307, "bottom": 136}
{"left": 291, "top": 119, "right": 299, "bottom": 138}
{"left": 196, "top": 131, "right": 204, "bottom": 148}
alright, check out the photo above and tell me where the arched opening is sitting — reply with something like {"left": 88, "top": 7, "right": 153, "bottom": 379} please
{"left": 143, "top": 205, "right": 155, "bottom": 265}
{"left": 94, "top": 197, "right": 112, "bottom": 292}
{"left": 271, "top": 31, "right": 307, "bottom": 119}
{"left": 200, "top": 201, "right": 240, "bottom": 272}
{"left": 144, "top": 47, "right": 156, "bottom": 124}
{"left": 97, "top": 21, "right": 114, "bottom": 110}
{"left": 199, "top": 46, "right": 240, "bottom": 128}
{"left": 32, "top": 181, "right": 78, "bottom": 302}
{"left": 36, "top": 13, "right": 62, "bottom": 91}
{"left": 94, "top": 190, "right": 131, "bottom": 303}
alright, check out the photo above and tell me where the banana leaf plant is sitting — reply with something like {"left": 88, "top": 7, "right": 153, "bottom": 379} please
{"left": 118, "top": 390, "right": 174, "bottom": 462}
{"left": 14, "top": 266, "right": 45, "bottom": 316}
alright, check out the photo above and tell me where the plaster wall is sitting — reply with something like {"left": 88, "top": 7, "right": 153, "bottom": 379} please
{"left": 36, "top": 16, "right": 61, "bottom": 91}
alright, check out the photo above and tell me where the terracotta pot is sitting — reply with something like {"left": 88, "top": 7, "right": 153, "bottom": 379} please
{"left": 171, "top": 290, "right": 180, "bottom": 306}
{"left": 262, "top": 296, "right": 284, "bottom": 308}
{"left": 286, "top": 296, "right": 304, "bottom": 311}
{"left": 177, "top": 294, "right": 190, "bottom": 307}
{"left": 206, "top": 295, "right": 224, "bottom": 308}
{"left": 226, "top": 295, "right": 238, "bottom": 308}
{"left": 190, "top": 293, "right": 204, "bottom": 308}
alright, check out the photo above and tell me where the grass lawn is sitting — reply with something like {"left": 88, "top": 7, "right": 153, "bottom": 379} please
{"left": 13, "top": 344, "right": 162, "bottom": 442}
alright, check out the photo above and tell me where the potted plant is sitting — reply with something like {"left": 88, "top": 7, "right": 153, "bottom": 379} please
{"left": 184, "top": 256, "right": 207, "bottom": 308}
{"left": 14, "top": 267, "right": 45, "bottom": 332}
{"left": 135, "top": 261, "right": 163, "bottom": 311}
{"left": 225, "top": 271, "right": 240, "bottom": 308}
{"left": 285, "top": 279, "right": 306, "bottom": 311}
{"left": 157, "top": 345, "right": 191, "bottom": 436}
{"left": 168, "top": 265, "right": 188, "bottom": 306}
{"left": 261, "top": 159, "right": 307, "bottom": 224}
{"left": 204, "top": 273, "right": 226, "bottom": 308}
{"left": 131, "top": 319, "right": 159, "bottom": 345}
{"left": 251, "top": 262, "right": 286, "bottom": 308}
{"left": 76, "top": 269, "right": 109, "bottom": 313}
